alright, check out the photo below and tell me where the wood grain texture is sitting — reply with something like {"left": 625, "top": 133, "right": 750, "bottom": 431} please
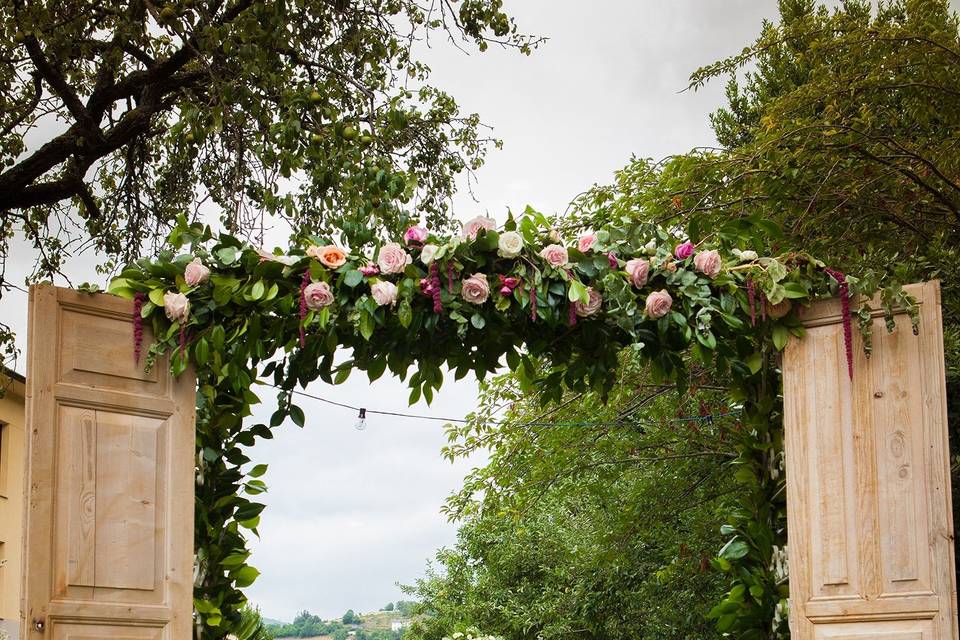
{"left": 22, "top": 285, "right": 195, "bottom": 639}
{"left": 785, "top": 281, "right": 958, "bottom": 640}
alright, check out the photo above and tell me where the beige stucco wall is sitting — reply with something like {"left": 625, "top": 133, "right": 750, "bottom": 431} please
{"left": 0, "top": 373, "right": 25, "bottom": 637}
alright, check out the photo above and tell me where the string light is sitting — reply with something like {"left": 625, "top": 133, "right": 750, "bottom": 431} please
{"left": 273, "top": 384, "right": 741, "bottom": 431}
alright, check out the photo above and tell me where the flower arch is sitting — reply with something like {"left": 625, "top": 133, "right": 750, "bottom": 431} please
{"left": 110, "top": 209, "right": 906, "bottom": 639}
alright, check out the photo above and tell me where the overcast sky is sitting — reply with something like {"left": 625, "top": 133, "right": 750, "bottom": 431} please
{"left": 2, "top": 0, "right": 855, "bottom": 623}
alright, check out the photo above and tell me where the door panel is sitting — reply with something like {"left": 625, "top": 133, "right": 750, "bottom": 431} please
{"left": 784, "top": 281, "right": 957, "bottom": 640}
{"left": 23, "top": 285, "right": 195, "bottom": 639}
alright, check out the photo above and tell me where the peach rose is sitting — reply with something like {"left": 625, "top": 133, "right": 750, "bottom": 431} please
{"left": 184, "top": 258, "right": 210, "bottom": 287}
{"left": 645, "top": 289, "right": 673, "bottom": 319}
{"left": 693, "top": 250, "right": 722, "bottom": 278}
{"left": 377, "top": 242, "right": 411, "bottom": 274}
{"left": 539, "top": 244, "right": 569, "bottom": 268}
{"left": 461, "top": 273, "right": 490, "bottom": 304}
{"left": 370, "top": 280, "right": 399, "bottom": 307}
{"left": 307, "top": 244, "right": 348, "bottom": 269}
{"left": 575, "top": 287, "right": 603, "bottom": 317}
{"left": 577, "top": 233, "right": 597, "bottom": 252}
{"left": 461, "top": 215, "right": 496, "bottom": 240}
{"left": 163, "top": 291, "right": 190, "bottom": 323}
{"left": 625, "top": 258, "right": 650, "bottom": 288}
{"left": 304, "top": 281, "right": 335, "bottom": 309}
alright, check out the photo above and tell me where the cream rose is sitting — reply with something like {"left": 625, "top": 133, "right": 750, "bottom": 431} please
{"left": 693, "top": 250, "right": 722, "bottom": 278}
{"left": 370, "top": 280, "right": 399, "bottom": 307}
{"left": 420, "top": 244, "right": 439, "bottom": 265}
{"left": 497, "top": 231, "right": 524, "bottom": 258}
{"left": 645, "top": 289, "right": 673, "bottom": 319}
{"left": 377, "top": 242, "right": 411, "bottom": 274}
{"left": 184, "top": 258, "right": 210, "bottom": 287}
{"left": 461, "top": 273, "right": 490, "bottom": 304}
{"left": 461, "top": 215, "right": 496, "bottom": 240}
{"left": 539, "top": 244, "right": 569, "bottom": 268}
{"left": 307, "top": 244, "right": 348, "bottom": 269}
{"left": 304, "top": 281, "right": 335, "bottom": 309}
{"left": 163, "top": 291, "right": 190, "bottom": 323}
{"left": 575, "top": 287, "right": 603, "bottom": 317}
{"left": 624, "top": 258, "right": 650, "bottom": 288}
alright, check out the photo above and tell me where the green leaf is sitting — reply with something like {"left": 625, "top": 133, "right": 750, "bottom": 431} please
{"left": 772, "top": 324, "right": 789, "bottom": 351}
{"left": 746, "top": 352, "right": 763, "bottom": 375}
{"left": 148, "top": 288, "right": 166, "bottom": 307}
{"left": 344, "top": 269, "right": 363, "bottom": 287}
{"left": 232, "top": 565, "right": 260, "bottom": 588}
{"left": 289, "top": 404, "right": 305, "bottom": 428}
{"left": 217, "top": 246, "right": 239, "bottom": 265}
{"left": 470, "top": 313, "right": 486, "bottom": 329}
{"left": 719, "top": 538, "right": 750, "bottom": 560}
{"left": 248, "top": 464, "right": 268, "bottom": 478}
{"left": 568, "top": 279, "right": 589, "bottom": 303}
{"left": 249, "top": 280, "right": 265, "bottom": 300}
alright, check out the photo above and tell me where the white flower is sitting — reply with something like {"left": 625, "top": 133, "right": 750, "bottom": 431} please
{"left": 497, "top": 231, "right": 524, "bottom": 258}
{"left": 420, "top": 243, "right": 439, "bottom": 265}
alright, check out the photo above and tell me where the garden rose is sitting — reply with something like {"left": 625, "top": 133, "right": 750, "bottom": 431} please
{"left": 377, "top": 242, "right": 411, "bottom": 274}
{"left": 674, "top": 241, "right": 695, "bottom": 260}
{"left": 370, "top": 280, "right": 399, "bottom": 307}
{"left": 307, "top": 244, "right": 348, "bottom": 269}
{"left": 497, "top": 231, "right": 524, "bottom": 258}
{"left": 768, "top": 299, "right": 792, "bottom": 319}
{"left": 645, "top": 289, "right": 673, "bottom": 318}
{"left": 404, "top": 225, "right": 429, "bottom": 245}
{"left": 539, "top": 244, "right": 569, "bottom": 268}
{"left": 577, "top": 233, "right": 597, "bottom": 252}
{"left": 184, "top": 258, "right": 210, "bottom": 287}
{"left": 575, "top": 287, "right": 603, "bottom": 317}
{"left": 461, "top": 215, "right": 496, "bottom": 240}
{"left": 163, "top": 291, "right": 190, "bottom": 323}
{"left": 304, "top": 281, "right": 335, "bottom": 309}
{"left": 256, "top": 248, "right": 298, "bottom": 266}
{"left": 420, "top": 244, "right": 439, "bottom": 265}
{"left": 461, "top": 273, "right": 490, "bottom": 304}
{"left": 625, "top": 258, "right": 650, "bottom": 288}
{"left": 693, "top": 250, "right": 722, "bottom": 278}
{"left": 607, "top": 252, "right": 619, "bottom": 269}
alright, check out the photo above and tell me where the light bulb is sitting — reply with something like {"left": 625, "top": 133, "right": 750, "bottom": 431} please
{"left": 354, "top": 408, "right": 367, "bottom": 431}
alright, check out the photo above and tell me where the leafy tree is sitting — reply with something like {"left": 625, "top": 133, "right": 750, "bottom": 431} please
{"left": 342, "top": 609, "right": 361, "bottom": 625}
{"left": 0, "top": 0, "right": 540, "bottom": 365}
{"left": 404, "top": 355, "right": 736, "bottom": 640}
{"left": 383, "top": 602, "right": 394, "bottom": 611}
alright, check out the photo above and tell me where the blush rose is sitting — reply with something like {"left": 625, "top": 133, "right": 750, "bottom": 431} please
{"left": 461, "top": 273, "right": 490, "bottom": 304}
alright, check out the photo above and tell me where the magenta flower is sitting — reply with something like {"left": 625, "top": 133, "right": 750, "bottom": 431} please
{"left": 359, "top": 264, "right": 380, "bottom": 277}
{"left": 404, "top": 225, "right": 429, "bottom": 246}
{"left": 674, "top": 241, "right": 695, "bottom": 260}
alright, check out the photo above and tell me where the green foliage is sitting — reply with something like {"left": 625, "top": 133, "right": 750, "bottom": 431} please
{"left": 0, "top": 0, "right": 541, "bottom": 366}
{"left": 266, "top": 610, "right": 401, "bottom": 639}
{"left": 114, "top": 208, "right": 898, "bottom": 639}
{"left": 403, "top": 359, "right": 735, "bottom": 640}
{"left": 343, "top": 609, "right": 361, "bottom": 625}
{"left": 236, "top": 606, "right": 274, "bottom": 640}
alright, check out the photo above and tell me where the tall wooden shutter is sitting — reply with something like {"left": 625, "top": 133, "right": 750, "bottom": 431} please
{"left": 784, "top": 280, "right": 958, "bottom": 639}
{"left": 22, "top": 285, "right": 195, "bottom": 639}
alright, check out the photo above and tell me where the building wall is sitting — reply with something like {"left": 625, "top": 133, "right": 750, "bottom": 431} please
{"left": 0, "top": 373, "right": 26, "bottom": 638}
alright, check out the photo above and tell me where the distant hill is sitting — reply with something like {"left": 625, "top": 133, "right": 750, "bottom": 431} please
{"left": 262, "top": 617, "right": 287, "bottom": 627}
{"left": 265, "top": 608, "right": 409, "bottom": 639}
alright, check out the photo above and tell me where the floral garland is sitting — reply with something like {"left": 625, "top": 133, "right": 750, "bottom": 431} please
{"left": 109, "top": 211, "right": 880, "bottom": 639}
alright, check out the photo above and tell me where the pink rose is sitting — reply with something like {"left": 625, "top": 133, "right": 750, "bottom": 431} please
{"left": 461, "top": 273, "right": 490, "bottom": 304}
{"left": 304, "top": 281, "right": 335, "bottom": 310}
{"left": 461, "top": 215, "right": 496, "bottom": 240}
{"left": 674, "top": 241, "right": 695, "bottom": 260}
{"left": 645, "top": 289, "right": 673, "bottom": 319}
{"left": 607, "top": 252, "right": 619, "bottom": 269}
{"left": 575, "top": 287, "right": 603, "bottom": 317}
{"left": 184, "top": 257, "right": 210, "bottom": 287}
{"left": 377, "top": 242, "right": 411, "bottom": 274}
{"left": 768, "top": 299, "right": 792, "bottom": 319}
{"left": 625, "top": 258, "right": 650, "bottom": 288}
{"left": 370, "top": 280, "right": 399, "bottom": 307}
{"left": 404, "top": 225, "right": 429, "bottom": 246}
{"left": 693, "top": 250, "right": 722, "bottom": 278}
{"left": 539, "top": 244, "right": 569, "bottom": 268}
{"left": 163, "top": 291, "right": 190, "bottom": 323}
{"left": 359, "top": 264, "right": 380, "bottom": 277}
{"left": 577, "top": 233, "right": 597, "bottom": 252}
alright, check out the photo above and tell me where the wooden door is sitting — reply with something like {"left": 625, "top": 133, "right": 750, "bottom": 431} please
{"left": 22, "top": 285, "right": 195, "bottom": 639}
{"left": 784, "top": 280, "right": 957, "bottom": 639}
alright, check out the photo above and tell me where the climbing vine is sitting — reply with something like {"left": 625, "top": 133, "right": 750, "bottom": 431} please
{"left": 110, "top": 210, "right": 910, "bottom": 639}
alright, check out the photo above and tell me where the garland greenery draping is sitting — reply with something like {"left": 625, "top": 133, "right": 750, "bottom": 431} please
{"left": 108, "top": 210, "right": 906, "bottom": 639}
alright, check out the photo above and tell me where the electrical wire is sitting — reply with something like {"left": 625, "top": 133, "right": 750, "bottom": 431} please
{"left": 274, "top": 384, "right": 741, "bottom": 429}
